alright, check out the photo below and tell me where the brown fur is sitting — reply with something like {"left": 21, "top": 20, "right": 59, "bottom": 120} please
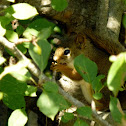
{"left": 51, "top": 34, "right": 111, "bottom": 110}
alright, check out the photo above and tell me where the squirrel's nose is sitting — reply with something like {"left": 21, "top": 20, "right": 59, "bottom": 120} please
{"left": 53, "top": 55, "right": 58, "bottom": 61}
{"left": 52, "top": 56, "right": 58, "bottom": 63}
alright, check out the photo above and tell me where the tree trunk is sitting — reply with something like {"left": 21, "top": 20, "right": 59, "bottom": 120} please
{"left": 16, "top": 0, "right": 126, "bottom": 54}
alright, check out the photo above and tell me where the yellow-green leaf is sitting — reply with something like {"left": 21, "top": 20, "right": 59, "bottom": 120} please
{"left": 0, "top": 22, "right": 6, "bottom": 36}
{"left": 107, "top": 53, "right": 126, "bottom": 96}
{"left": 109, "top": 96, "right": 122, "bottom": 123}
{"left": 7, "top": 0, "right": 15, "bottom": 2}
{"left": 5, "top": 30, "right": 18, "bottom": 43}
{"left": 6, "top": 3, "right": 38, "bottom": 20}
{"left": 8, "top": 109, "right": 28, "bottom": 126}
{"left": 37, "top": 91, "right": 59, "bottom": 120}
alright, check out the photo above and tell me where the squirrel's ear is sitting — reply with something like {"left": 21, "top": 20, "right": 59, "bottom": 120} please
{"left": 75, "top": 34, "right": 86, "bottom": 49}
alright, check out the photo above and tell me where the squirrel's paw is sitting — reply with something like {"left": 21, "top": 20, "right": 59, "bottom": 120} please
{"left": 50, "top": 63, "right": 60, "bottom": 72}
{"left": 50, "top": 63, "right": 66, "bottom": 72}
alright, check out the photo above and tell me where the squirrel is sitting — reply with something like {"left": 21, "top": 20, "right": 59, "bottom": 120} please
{"left": 51, "top": 33, "right": 111, "bottom": 110}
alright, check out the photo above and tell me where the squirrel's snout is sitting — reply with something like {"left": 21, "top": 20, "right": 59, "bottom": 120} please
{"left": 53, "top": 55, "right": 58, "bottom": 61}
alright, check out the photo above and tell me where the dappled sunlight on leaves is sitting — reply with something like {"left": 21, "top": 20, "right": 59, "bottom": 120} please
{"left": 8, "top": 108, "right": 28, "bottom": 126}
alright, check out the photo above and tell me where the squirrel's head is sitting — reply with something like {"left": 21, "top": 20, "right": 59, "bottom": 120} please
{"left": 53, "top": 34, "right": 87, "bottom": 64}
{"left": 53, "top": 47, "right": 73, "bottom": 65}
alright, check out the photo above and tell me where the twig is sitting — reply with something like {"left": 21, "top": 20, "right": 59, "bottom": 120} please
{"left": 15, "top": 38, "right": 30, "bottom": 45}
{"left": 40, "top": 4, "right": 51, "bottom": 7}
{"left": 0, "top": 36, "right": 112, "bottom": 126}
{"left": 58, "top": 86, "right": 112, "bottom": 126}
{"left": 0, "top": 36, "right": 40, "bottom": 77}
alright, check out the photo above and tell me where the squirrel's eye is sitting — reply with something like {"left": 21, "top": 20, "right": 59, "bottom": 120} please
{"left": 64, "top": 49, "right": 70, "bottom": 56}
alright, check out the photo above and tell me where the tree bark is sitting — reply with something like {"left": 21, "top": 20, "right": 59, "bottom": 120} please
{"left": 15, "top": 0, "right": 126, "bottom": 54}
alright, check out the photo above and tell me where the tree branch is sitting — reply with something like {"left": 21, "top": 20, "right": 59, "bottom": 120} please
{"left": 0, "top": 36, "right": 113, "bottom": 126}
{"left": 83, "top": 29, "right": 126, "bottom": 55}
{"left": 58, "top": 86, "right": 112, "bottom": 126}
{"left": 0, "top": 36, "right": 40, "bottom": 77}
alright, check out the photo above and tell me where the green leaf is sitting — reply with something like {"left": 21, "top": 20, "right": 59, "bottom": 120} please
{"left": 0, "top": 92, "right": 3, "bottom": 100}
{"left": 0, "top": 74, "right": 27, "bottom": 95}
{"left": 5, "top": 23, "right": 13, "bottom": 31}
{"left": 16, "top": 44, "right": 27, "bottom": 54}
{"left": 51, "top": 0, "right": 68, "bottom": 12}
{"left": 37, "top": 91, "right": 69, "bottom": 120}
{"left": 0, "top": 74, "right": 27, "bottom": 109}
{"left": 92, "top": 75, "right": 105, "bottom": 92}
{"left": 74, "top": 118, "right": 88, "bottom": 126}
{"left": 22, "top": 42, "right": 30, "bottom": 49}
{"left": 10, "top": 68, "right": 31, "bottom": 82}
{"left": 38, "top": 27, "right": 52, "bottom": 40}
{"left": 6, "top": 3, "right": 38, "bottom": 20}
{"left": 8, "top": 109, "right": 28, "bottom": 126}
{"left": 107, "top": 53, "right": 126, "bottom": 96}
{"left": 0, "top": 56, "right": 6, "bottom": 65}
{"left": 74, "top": 54, "right": 98, "bottom": 83}
{"left": 0, "top": 16, "right": 12, "bottom": 36}
{"left": 5, "top": 47, "right": 14, "bottom": 56}
{"left": 29, "top": 39, "right": 51, "bottom": 71}
{"left": 37, "top": 91, "right": 60, "bottom": 120}
{"left": 19, "top": 19, "right": 32, "bottom": 25}
{"left": 33, "top": 44, "right": 42, "bottom": 55}
{"left": 109, "top": 96, "right": 122, "bottom": 123}
{"left": 54, "top": 26, "right": 61, "bottom": 33}
{"left": 43, "top": 82, "right": 69, "bottom": 110}
{"left": 61, "top": 112, "right": 74, "bottom": 123}
{"left": 43, "top": 81, "right": 59, "bottom": 93}
{"left": 0, "top": 67, "right": 3, "bottom": 73}
{"left": 93, "top": 92, "right": 103, "bottom": 100}
{"left": 25, "top": 85, "right": 37, "bottom": 97}
{"left": 0, "top": 60, "right": 31, "bottom": 81}
{"left": 23, "top": 18, "right": 55, "bottom": 40}
{"left": 23, "top": 28, "right": 38, "bottom": 40}
{"left": 16, "top": 25, "right": 25, "bottom": 36}
{"left": 0, "top": 16, "right": 11, "bottom": 26}
{"left": 3, "top": 93, "right": 25, "bottom": 110}
{"left": 0, "top": 22, "right": 6, "bottom": 36}
{"left": 58, "top": 94, "right": 70, "bottom": 111}
{"left": 77, "top": 106, "right": 92, "bottom": 119}
{"left": 4, "top": 13, "right": 14, "bottom": 22}
{"left": 5, "top": 30, "right": 18, "bottom": 43}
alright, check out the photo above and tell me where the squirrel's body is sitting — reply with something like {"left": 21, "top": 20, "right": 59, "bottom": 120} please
{"left": 51, "top": 34, "right": 111, "bottom": 110}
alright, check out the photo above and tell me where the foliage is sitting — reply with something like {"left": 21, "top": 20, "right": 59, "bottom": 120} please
{"left": 51, "top": 0, "right": 68, "bottom": 12}
{"left": 0, "top": 1, "right": 68, "bottom": 125}
{"left": 6, "top": 3, "right": 38, "bottom": 20}
{"left": 74, "top": 54, "right": 104, "bottom": 100}
{"left": 37, "top": 82, "right": 69, "bottom": 120}
{"left": 0, "top": 1, "right": 126, "bottom": 126}
{"left": 107, "top": 53, "right": 126, "bottom": 96}
{"left": 0, "top": 74, "right": 27, "bottom": 110}
{"left": 8, "top": 108, "right": 28, "bottom": 126}
{"left": 109, "top": 96, "right": 123, "bottom": 123}
{"left": 74, "top": 54, "right": 98, "bottom": 84}
{"left": 29, "top": 39, "right": 51, "bottom": 71}
{"left": 74, "top": 53, "right": 126, "bottom": 124}
{"left": 74, "top": 118, "right": 88, "bottom": 126}
{"left": 61, "top": 112, "right": 74, "bottom": 123}
{"left": 76, "top": 106, "right": 92, "bottom": 119}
